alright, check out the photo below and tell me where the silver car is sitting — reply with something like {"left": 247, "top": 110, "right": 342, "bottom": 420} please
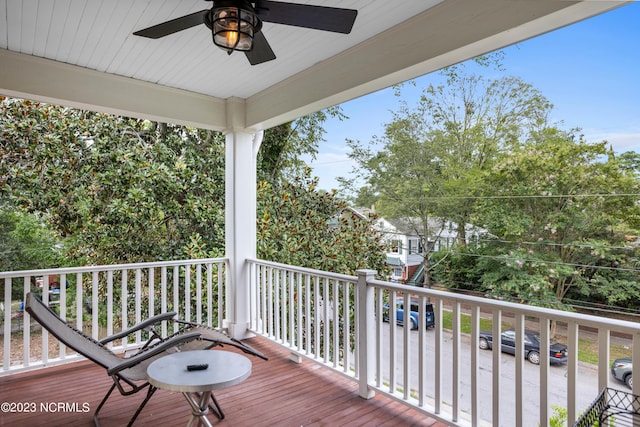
{"left": 611, "top": 358, "right": 632, "bottom": 388}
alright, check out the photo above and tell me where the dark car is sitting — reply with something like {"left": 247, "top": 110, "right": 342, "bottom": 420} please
{"left": 611, "top": 357, "right": 632, "bottom": 388}
{"left": 383, "top": 298, "right": 435, "bottom": 329}
{"left": 478, "top": 328, "right": 568, "bottom": 365}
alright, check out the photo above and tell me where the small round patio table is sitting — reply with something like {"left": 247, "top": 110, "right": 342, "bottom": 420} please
{"left": 147, "top": 350, "right": 252, "bottom": 427}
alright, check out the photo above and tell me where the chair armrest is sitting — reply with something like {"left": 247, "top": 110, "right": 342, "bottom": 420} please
{"left": 99, "top": 312, "right": 177, "bottom": 345}
{"left": 107, "top": 331, "right": 201, "bottom": 376}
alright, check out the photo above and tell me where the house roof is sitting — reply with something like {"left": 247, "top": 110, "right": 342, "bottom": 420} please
{"left": 347, "top": 207, "right": 375, "bottom": 220}
{"left": 0, "top": 0, "right": 629, "bottom": 132}
{"left": 386, "top": 217, "right": 442, "bottom": 236}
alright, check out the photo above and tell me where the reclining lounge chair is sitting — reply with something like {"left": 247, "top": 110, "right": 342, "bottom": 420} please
{"left": 24, "top": 292, "right": 266, "bottom": 426}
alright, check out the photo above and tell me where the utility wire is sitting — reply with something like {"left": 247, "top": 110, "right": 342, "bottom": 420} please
{"left": 472, "top": 237, "right": 638, "bottom": 252}
{"left": 447, "top": 251, "right": 640, "bottom": 274}
{"left": 423, "top": 193, "right": 640, "bottom": 200}
{"left": 378, "top": 231, "right": 638, "bottom": 253}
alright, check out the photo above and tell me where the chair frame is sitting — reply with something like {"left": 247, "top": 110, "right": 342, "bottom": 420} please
{"left": 25, "top": 292, "right": 201, "bottom": 426}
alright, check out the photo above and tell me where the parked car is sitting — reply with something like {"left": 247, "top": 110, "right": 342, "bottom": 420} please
{"left": 383, "top": 298, "right": 435, "bottom": 329}
{"left": 611, "top": 358, "right": 633, "bottom": 388}
{"left": 478, "top": 328, "right": 568, "bottom": 365}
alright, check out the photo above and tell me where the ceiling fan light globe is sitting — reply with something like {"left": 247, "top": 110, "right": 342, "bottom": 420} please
{"left": 212, "top": 6, "right": 258, "bottom": 52}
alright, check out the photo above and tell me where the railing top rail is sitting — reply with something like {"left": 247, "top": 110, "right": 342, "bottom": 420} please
{"left": 247, "top": 258, "right": 357, "bottom": 283}
{"left": 0, "top": 257, "right": 229, "bottom": 279}
{"left": 369, "top": 278, "right": 640, "bottom": 335}
{"left": 247, "top": 260, "right": 640, "bottom": 334}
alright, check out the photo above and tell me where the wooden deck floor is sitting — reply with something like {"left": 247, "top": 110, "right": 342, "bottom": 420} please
{"left": 0, "top": 337, "right": 445, "bottom": 427}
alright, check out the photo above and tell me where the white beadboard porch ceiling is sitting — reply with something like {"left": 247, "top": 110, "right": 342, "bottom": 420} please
{"left": 0, "top": 0, "right": 631, "bottom": 132}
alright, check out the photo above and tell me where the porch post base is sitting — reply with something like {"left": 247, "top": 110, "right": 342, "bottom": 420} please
{"left": 227, "top": 322, "right": 254, "bottom": 340}
{"left": 359, "top": 385, "right": 375, "bottom": 400}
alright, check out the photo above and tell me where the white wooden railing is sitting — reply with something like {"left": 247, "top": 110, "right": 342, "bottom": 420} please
{"left": 1, "top": 258, "right": 228, "bottom": 374}
{"left": 3, "top": 258, "right": 640, "bottom": 426}
{"left": 247, "top": 259, "right": 640, "bottom": 427}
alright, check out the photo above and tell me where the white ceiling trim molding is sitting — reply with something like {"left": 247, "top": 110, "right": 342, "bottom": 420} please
{"left": 0, "top": 48, "right": 228, "bottom": 130}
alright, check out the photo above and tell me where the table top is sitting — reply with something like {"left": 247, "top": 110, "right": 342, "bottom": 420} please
{"left": 147, "top": 350, "right": 252, "bottom": 393}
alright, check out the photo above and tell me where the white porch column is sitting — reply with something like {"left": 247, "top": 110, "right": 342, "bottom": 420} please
{"left": 224, "top": 99, "right": 263, "bottom": 339}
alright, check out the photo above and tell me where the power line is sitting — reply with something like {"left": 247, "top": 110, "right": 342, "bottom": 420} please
{"left": 378, "top": 230, "right": 638, "bottom": 252}
{"left": 423, "top": 193, "right": 640, "bottom": 200}
{"left": 473, "top": 237, "right": 637, "bottom": 252}
{"left": 447, "top": 251, "right": 640, "bottom": 274}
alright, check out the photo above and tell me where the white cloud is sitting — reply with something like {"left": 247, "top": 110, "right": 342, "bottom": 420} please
{"left": 586, "top": 130, "right": 640, "bottom": 153}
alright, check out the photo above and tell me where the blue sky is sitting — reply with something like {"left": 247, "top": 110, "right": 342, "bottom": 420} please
{"left": 304, "top": 2, "right": 640, "bottom": 192}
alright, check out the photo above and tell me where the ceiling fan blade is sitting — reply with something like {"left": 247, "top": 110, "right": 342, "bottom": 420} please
{"left": 255, "top": 1, "right": 357, "bottom": 34}
{"left": 245, "top": 31, "right": 276, "bottom": 65}
{"left": 133, "top": 10, "right": 209, "bottom": 39}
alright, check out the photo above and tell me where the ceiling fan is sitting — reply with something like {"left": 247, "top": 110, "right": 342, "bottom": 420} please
{"left": 133, "top": 0, "right": 358, "bottom": 65}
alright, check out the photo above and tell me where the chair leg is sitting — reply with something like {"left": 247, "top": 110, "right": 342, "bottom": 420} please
{"left": 93, "top": 383, "right": 117, "bottom": 427}
{"left": 127, "top": 386, "right": 157, "bottom": 427}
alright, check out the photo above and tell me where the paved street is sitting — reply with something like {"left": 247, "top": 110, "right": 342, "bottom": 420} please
{"left": 379, "top": 325, "right": 629, "bottom": 426}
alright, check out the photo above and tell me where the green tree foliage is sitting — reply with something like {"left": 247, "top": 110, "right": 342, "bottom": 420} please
{"left": 0, "top": 97, "right": 226, "bottom": 264}
{"left": 257, "top": 168, "right": 388, "bottom": 276}
{"left": 435, "top": 129, "right": 640, "bottom": 310}
{"left": 342, "top": 63, "right": 640, "bottom": 310}
{"left": 0, "top": 203, "right": 65, "bottom": 299}
{"left": 344, "top": 72, "right": 551, "bottom": 285}
{"left": 258, "top": 107, "right": 346, "bottom": 184}
{"left": 618, "top": 151, "right": 640, "bottom": 176}
{"left": 256, "top": 106, "right": 388, "bottom": 274}
{"left": 480, "top": 129, "right": 639, "bottom": 306}
{"left": 1, "top": 97, "right": 388, "bottom": 278}
{"left": 0, "top": 204, "right": 63, "bottom": 271}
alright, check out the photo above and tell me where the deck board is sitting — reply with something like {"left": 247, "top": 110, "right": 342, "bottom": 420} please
{"left": 0, "top": 337, "right": 445, "bottom": 427}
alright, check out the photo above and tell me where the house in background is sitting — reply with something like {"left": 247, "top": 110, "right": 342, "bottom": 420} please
{"left": 376, "top": 216, "right": 431, "bottom": 283}
{"left": 350, "top": 207, "right": 488, "bottom": 284}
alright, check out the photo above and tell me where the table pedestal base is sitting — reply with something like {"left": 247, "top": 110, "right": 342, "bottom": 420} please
{"left": 183, "top": 391, "right": 225, "bottom": 427}
{"left": 147, "top": 351, "right": 251, "bottom": 427}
